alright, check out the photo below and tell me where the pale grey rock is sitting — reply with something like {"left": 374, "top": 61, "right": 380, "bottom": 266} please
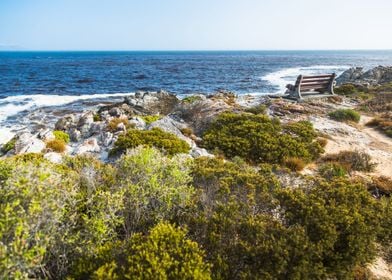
{"left": 77, "top": 111, "right": 94, "bottom": 127}
{"left": 75, "top": 138, "right": 100, "bottom": 155}
{"left": 129, "top": 116, "right": 146, "bottom": 130}
{"left": 190, "top": 147, "right": 214, "bottom": 158}
{"left": 15, "top": 132, "right": 46, "bottom": 154}
{"left": 89, "top": 122, "right": 106, "bottom": 136}
{"left": 69, "top": 128, "right": 82, "bottom": 142}
{"left": 109, "top": 107, "right": 122, "bottom": 117}
{"left": 55, "top": 114, "right": 77, "bottom": 131}
{"left": 337, "top": 65, "right": 392, "bottom": 86}
{"left": 38, "top": 129, "right": 55, "bottom": 141}
{"left": 147, "top": 116, "right": 194, "bottom": 146}
{"left": 44, "top": 152, "right": 63, "bottom": 164}
{"left": 101, "top": 132, "right": 114, "bottom": 147}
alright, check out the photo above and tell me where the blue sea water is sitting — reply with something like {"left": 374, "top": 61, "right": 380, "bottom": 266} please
{"left": 1, "top": 50, "right": 392, "bottom": 143}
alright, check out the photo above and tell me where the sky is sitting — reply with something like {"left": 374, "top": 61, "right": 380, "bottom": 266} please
{"left": 0, "top": 0, "right": 392, "bottom": 51}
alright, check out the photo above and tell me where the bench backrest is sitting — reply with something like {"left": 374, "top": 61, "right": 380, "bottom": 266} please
{"left": 295, "top": 74, "right": 335, "bottom": 92}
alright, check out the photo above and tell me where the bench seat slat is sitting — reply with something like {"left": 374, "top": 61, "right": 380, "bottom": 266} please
{"left": 302, "top": 74, "right": 334, "bottom": 79}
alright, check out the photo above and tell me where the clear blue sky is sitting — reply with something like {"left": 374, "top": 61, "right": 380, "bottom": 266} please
{"left": 1, "top": 0, "right": 391, "bottom": 50}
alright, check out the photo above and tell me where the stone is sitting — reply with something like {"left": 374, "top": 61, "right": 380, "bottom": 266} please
{"left": 44, "top": 152, "right": 63, "bottom": 164}
{"left": 69, "top": 128, "right": 82, "bottom": 142}
{"left": 75, "top": 138, "right": 100, "bottom": 155}
{"left": 14, "top": 132, "right": 46, "bottom": 154}
{"left": 109, "top": 107, "right": 122, "bottom": 117}
{"left": 117, "top": 122, "right": 127, "bottom": 132}
{"left": 77, "top": 111, "right": 94, "bottom": 127}
{"left": 337, "top": 65, "right": 392, "bottom": 86}
{"left": 190, "top": 147, "right": 214, "bottom": 158}
{"left": 55, "top": 114, "right": 77, "bottom": 131}
{"left": 38, "top": 129, "right": 55, "bottom": 141}
{"left": 124, "top": 90, "right": 179, "bottom": 115}
{"left": 129, "top": 116, "right": 146, "bottom": 130}
{"left": 89, "top": 122, "right": 106, "bottom": 136}
{"left": 147, "top": 116, "right": 194, "bottom": 146}
{"left": 101, "top": 132, "right": 114, "bottom": 147}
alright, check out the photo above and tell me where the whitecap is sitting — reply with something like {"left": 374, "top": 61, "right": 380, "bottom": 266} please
{"left": 261, "top": 65, "right": 350, "bottom": 94}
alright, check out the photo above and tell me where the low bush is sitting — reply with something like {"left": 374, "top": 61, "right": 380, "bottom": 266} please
{"left": 111, "top": 128, "right": 190, "bottom": 156}
{"left": 316, "top": 137, "right": 328, "bottom": 148}
{"left": 180, "top": 127, "right": 194, "bottom": 137}
{"left": 1, "top": 137, "right": 17, "bottom": 153}
{"left": 182, "top": 95, "right": 203, "bottom": 103}
{"left": 318, "top": 162, "right": 347, "bottom": 179}
{"left": 46, "top": 139, "right": 67, "bottom": 153}
{"left": 53, "top": 130, "right": 70, "bottom": 143}
{"left": 368, "top": 176, "right": 392, "bottom": 197}
{"left": 107, "top": 117, "right": 129, "bottom": 132}
{"left": 328, "top": 109, "right": 361, "bottom": 123}
{"left": 284, "top": 157, "right": 306, "bottom": 171}
{"left": 140, "top": 115, "right": 162, "bottom": 124}
{"left": 334, "top": 84, "right": 357, "bottom": 95}
{"left": 322, "top": 150, "right": 376, "bottom": 172}
{"left": 244, "top": 104, "right": 267, "bottom": 115}
{"left": 91, "top": 222, "right": 211, "bottom": 280}
{"left": 93, "top": 113, "right": 101, "bottom": 122}
{"left": 202, "top": 113, "right": 323, "bottom": 164}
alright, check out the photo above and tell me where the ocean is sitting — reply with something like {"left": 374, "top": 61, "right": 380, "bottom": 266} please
{"left": 1, "top": 50, "right": 392, "bottom": 144}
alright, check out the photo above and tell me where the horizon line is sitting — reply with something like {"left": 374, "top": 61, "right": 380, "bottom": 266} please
{"left": 1, "top": 49, "right": 392, "bottom": 52}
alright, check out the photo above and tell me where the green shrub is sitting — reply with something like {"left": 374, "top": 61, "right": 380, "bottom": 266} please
{"left": 46, "top": 139, "right": 67, "bottom": 153}
{"left": 322, "top": 150, "right": 376, "bottom": 172}
{"left": 244, "top": 104, "right": 267, "bottom": 115}
{"left": 115, "top": 146, "right": 194, "bottom": 234}
{"left": 318, "top": 162, "right": 347, "bottom": 179}
{"left": 202, "top": 113, "right": 323, "bottom": 164}
{"left": 140, "top": 115, "right": 162, "bottom": 124}
{"left": 328, "top": 109, "right": 361, "bottom": 123}
{"left": 182, "top": 95, "right": 203, "bottom": 103}
{"left": 180, "top": 127, "right": 194, "bottom": 137}
{"left": 53, "top": 130, "right": 70, "bottom": 143}
{"left": 93, "top": 113, "right": 102, "bottom": 122}
{"left": 1, "top": 137, "right": 17, "bottom": 153}
{"left": 111, "top": 128, "right": 190, "bottom": 156}
{"left": 95, "top": 222, "right": 211, "bottom": 280}
{"left": 335, "top": 84, "right": 357, "bottom": 95}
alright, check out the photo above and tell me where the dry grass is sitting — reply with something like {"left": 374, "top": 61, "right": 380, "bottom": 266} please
{"left": 283, "top": 157, "right": 306, "bottom": 172}
{"left": 321, "top": 150, "right": 376, "bottom": 173}
{"left": 46, "top": 139, "right": 66, "bottom": 153}
{"left": 107, "top": 117, "right": 129, "bottom": 132}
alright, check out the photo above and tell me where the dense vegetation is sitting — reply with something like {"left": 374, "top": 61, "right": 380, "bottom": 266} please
{"left": 1, "top": 108, "right": 391, "bottom": 279}
{"left": 110, "top": 127, "right": 190, "bottom": 156}
{"left": 1, "top": 146, "right": 391, "bottom": 279}
{"left": 202, "top": 113, "right": 323, "bottom": 164}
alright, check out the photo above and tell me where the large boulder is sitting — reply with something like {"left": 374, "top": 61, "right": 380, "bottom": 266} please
{"left": 337, "top": 65, "right": 392, "bottom": 86}
{"left": 147, "top": 116, "right": 194, "bottom": 147}
{"left": 55, "top": 114, "right": 77, "bottom": 131}
{"left": 14, "top": 132, "right": 46, "bottom": 154}
{"left": 124, "top": 90, "right": 179, "bottom": 115}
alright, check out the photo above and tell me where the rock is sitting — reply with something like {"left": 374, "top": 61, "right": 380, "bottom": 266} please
{"left": 77, "top": 111, "right": 94, "bottom": 127}
{"left": 15, "top": 132, "right": 46, "bottom": 154}
{"left": 337, "top": 65, "right": 392, "bottom": 86}
{"left": 129, "top": 116, "right": 146, "bottom": 130}
{"left": 44, "top": 152, "right": 63, "bottom": 164}
{"left": 147, "top": 116, "right": 194, "bottom": 147}
{"left": 190, "top": 147, "right": 214, "bottom": 158}
{"left": 124, "top": 90, "right": 179, "bottom": 115}
{"left": 109, "top": 107, "right": 122, "bottom": 117}
{"left": 75, "top": 138, "right": 100, "bottom": 155}
{"left": 78, "top": 112, "right": 95, "bottom": 138}
{"left": 101, "top": 132, "right": 114, "bottom": 147}
{"left": 69, "top": 128, "right": 82, "bottom": 142}
{"left": 55, "top": 114, "right": 77, "bottom": 131}
{"left": 174, "top": 97, "right": 232, "bottom": 134}
{"left": 89, "top": 122, "right": 106, "bottom": 136}
{"left": 38, "top": 129, "right": 55, "bottom": 141}
{"left": 116, "top": 122, "right": 127, "bottom": 132}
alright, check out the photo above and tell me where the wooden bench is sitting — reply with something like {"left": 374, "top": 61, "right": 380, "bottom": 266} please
{"left": 285, "top": 73, "right": 336, "bottom": 100}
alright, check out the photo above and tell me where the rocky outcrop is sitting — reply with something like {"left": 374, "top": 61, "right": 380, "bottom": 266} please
{"left": 124, "top": 90, "right": 179, "bottom": 115}
{"left": 337, "top": 66, "right": 392, "bottom": 86}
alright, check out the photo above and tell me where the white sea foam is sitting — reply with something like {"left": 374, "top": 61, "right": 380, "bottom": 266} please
{"left": 261, "top": 65, "right": 350, "bottom": 94}
{"left": 0, "top": 92, "right": 134, "bottom": 145}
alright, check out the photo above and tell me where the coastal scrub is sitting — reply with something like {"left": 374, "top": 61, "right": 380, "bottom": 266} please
{"left": 328, "top": 109, "right": 361, "bottom": 123}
